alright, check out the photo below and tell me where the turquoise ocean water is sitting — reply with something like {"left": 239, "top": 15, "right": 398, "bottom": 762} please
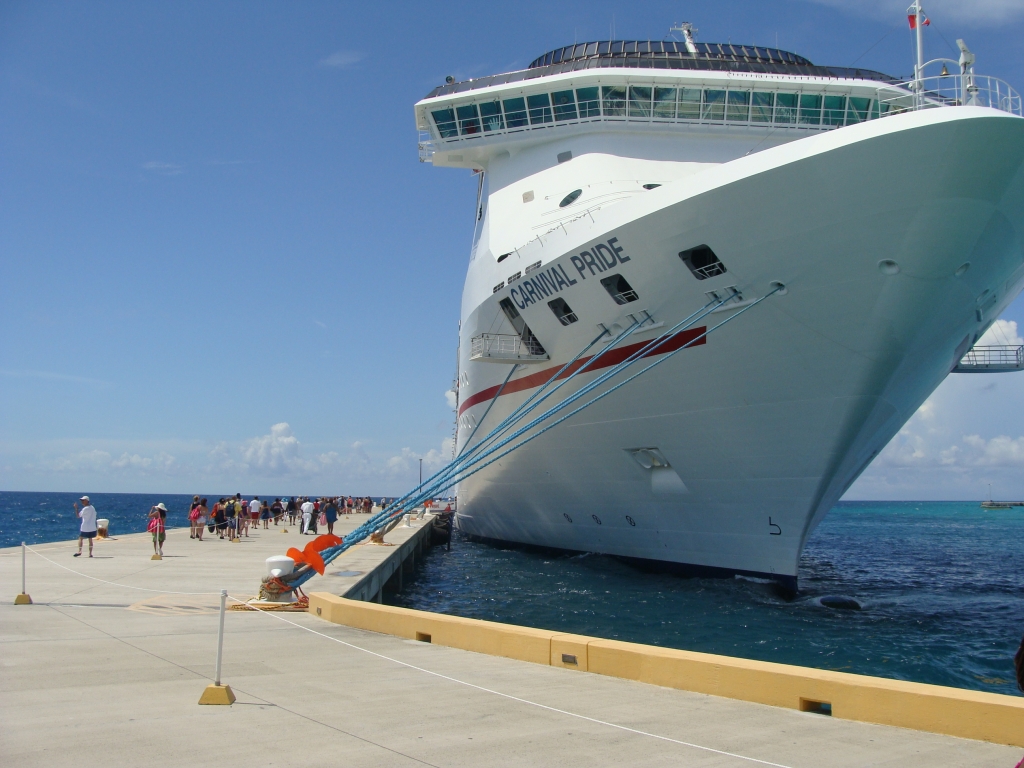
{"left": 2, "top": 493, "right": 1021, "bottom": 695}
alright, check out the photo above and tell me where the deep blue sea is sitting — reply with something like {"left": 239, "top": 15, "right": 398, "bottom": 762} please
{"left": 3, "top": 493, "right": 1021, "bottom": 695}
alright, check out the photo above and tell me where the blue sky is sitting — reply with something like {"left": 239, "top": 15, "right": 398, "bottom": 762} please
{"left": 3, "top": 0, "right": 1024, "bottom": 498}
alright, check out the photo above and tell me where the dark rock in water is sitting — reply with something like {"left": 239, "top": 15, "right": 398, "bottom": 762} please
{"left": 820, "top": 595, "right": 861, "bottom": 610}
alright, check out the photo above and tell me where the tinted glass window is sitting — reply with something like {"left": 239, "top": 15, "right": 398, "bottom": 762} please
{"left": 527, "top": 93, "right": 553, "bottom": 124}
{"left": 678, "top": 88, "right": 702, "bottom": 120}
{"left": 602, "top": 86, "right": 626, "bottom": 116}
{"left": 456, "top": 104, "right": 481, "bottom": 135}
{"left": 576, "top": 87, "right": 600, "bottom": 117}
{"left": 559, "top": 189, "right": 582, "bottom": 207}
{"left": 679, "top": 245, "right": 727, "bottom": 280}
{"left": 823, "top": 95, "right": 845, "bottom": 126}
{"left": 799, "top": 94, "right": 822, "bottom": 124}
{"left": 775, "top": 93, "right": 797, "bottom": 123}
{"left": 551, "top": 90, "right": 578, "bottom": 121}
{"left": 751, "top": 92, "right": 774, "bottom": 122}
{"left": 503, "top": 97, "right": 529, "bottom": 128}
{"left": 846, "top": 96, "right": 873, "bottom": 123}
{"left": 432, "top": 107, "right": 458, "bottom": 138}
{"left": 479, "top": 101, "right": 504, "bottom": 132}
{"left": 726, "top": 91, "right": 750, "bottom": 121}
{"left": 628, "top": 86, "right": 652, "bottom": 118}
{"left": 653, "top": 87, "right": 676, "bottom": 118}
{"left": 548, "top": 297, "right": 579, "bottom": 326}
{"left": 702, "top": 90, "right": 726, "bottom": 121}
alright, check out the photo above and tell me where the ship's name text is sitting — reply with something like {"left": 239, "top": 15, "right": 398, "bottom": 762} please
{"left": 509, "top": 238, "right": 630, "bottom": 310}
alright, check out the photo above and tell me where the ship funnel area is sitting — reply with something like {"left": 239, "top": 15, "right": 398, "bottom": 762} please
{"left": 272, "top": 284, "right": 786, "bottom": 593}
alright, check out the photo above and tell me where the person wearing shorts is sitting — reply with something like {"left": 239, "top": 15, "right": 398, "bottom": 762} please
{"left": 194, "top": 498, "right": 208, "bottom": 541}
{"left": 73, "top": 496, "right": 98, "bottom": 557}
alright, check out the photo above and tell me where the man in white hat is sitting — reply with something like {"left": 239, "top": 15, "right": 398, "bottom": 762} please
{"left": 73, "top": 496, "right": 98, "bottom": 557}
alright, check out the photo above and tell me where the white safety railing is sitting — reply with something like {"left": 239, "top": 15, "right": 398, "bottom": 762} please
{"left": 953, "top": 344, "right": 1024, "bottom": 373}
{"left": 877, "top": 75, "right": 1022, "bottom": 118}
{"left": 470, "top": 333, "right": 548, "bottom": 362}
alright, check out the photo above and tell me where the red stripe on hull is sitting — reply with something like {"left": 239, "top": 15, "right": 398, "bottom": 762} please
{"left": 458, "top": 327, "right": 707, "bottom": 416}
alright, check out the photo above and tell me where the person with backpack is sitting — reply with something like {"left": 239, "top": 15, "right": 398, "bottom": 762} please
{"left": 147, "top": 503, "right": 167, "bottom": 557}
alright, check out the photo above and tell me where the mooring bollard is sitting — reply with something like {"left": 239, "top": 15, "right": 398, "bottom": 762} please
{"left": 199, "top": 589, "right": 235, "bottom": 705}
{"left": 14, "top": 542, "right": 32, "bottom": 605}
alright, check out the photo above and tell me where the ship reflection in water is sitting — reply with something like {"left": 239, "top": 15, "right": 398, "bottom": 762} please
{"left": 392, "top": 500, "right": 1024, "bottom": 696}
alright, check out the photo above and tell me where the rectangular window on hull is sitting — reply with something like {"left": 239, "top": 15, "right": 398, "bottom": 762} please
{"left": 548, "top": 297, "right": 579, "bottom": 326}
{"left": 799, "top": 94, "right": 823, "bottom": 124}
{"left": 702, "top": 90, "right": 726, "bottom": 121}
{"left": 775, "top": 93, "right": 798, "bottom": 123}
{"left": 823, "top": 95, "right": 846, "bottom": 126}
{"left": 678, "top": 88, "right": 702, "bottom": 120}
{"left": 499, "top": 298, "right": 547, "bottom": 355}
{"left": 600, "top": 274, "right": 639, "bottom": 305}
{"left": 726, "top": 90, "right": 751, "bottom": 121}
{"left": 679, "top": 245, "right": 727, "bottom": 280}
{"left": 751, "top": 92, "right": 774, "bottom": 122}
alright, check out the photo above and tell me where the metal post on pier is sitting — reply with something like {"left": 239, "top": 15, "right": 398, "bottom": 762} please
{"left": 199, "top": 590, "right": 235, "bottom": 705}
{"left": 15, "top": 542, "right": 32, "bottom": 605}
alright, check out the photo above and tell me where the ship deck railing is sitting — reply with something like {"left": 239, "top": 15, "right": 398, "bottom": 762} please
{"left": 419, "top": 74, "right": 1021, "bottom": 160}
{"left": 470, "top": 333, "right": 549, "bottom": 364}
{"left": 952, "top": 344, "right": 1024, "bottom": 373}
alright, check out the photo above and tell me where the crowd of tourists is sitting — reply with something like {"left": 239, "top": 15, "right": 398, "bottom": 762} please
{"left": 185, "top": 494, "right": 386, "bottom": 541}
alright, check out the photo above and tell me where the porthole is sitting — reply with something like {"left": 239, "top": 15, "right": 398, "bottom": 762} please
{"left": 592, "top": 514, "right": 602, "bottom": 525}
{"left": 497, "top": 252, "right": 511, "bottom": 263}
{"left": 563, "top": 513, "right": 573, "bottom": 523}
{"left": 559, "top": 189, "right": 583, "bottom": 208}
{"left": 626, "top": 515, "right": 636, "bottom": 527}
{"left": 642, "top": 183, "right": 661, "bottom": 190}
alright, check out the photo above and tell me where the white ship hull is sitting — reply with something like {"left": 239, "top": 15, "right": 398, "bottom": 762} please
{"left": 449, "top": 108, "right": 1024, "bottom": 589}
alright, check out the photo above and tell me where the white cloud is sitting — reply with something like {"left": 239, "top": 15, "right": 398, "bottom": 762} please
{"left": 445, "top": 389, "right": 458, "bottom": 409}
{"left": 241, "top": 422, "right": 303, "bottom": 473}
{"left": 801, "top": 0, "right": 1024, "bottom": 25}
{"left": 319, "top": 50, "right": 364, "bottom": 69}
{"left": 977, "top": 318, "right": 1024, "bottom": 346}
{"left": 142, "top": 161, "right": 184, "bottom": 176}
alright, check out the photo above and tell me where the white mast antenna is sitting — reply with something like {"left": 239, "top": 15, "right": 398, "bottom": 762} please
{"left": 908, "top": 1, "right": 925, "bottom": 88}
{"left": 669, "top": 22, "right": 699, "bottom": 54}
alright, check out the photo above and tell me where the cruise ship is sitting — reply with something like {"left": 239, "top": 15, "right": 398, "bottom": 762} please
{"left": 415, "top": 11, "right": 1024, "bottom": 590}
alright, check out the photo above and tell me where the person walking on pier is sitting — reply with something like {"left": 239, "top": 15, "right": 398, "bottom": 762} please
{"left": 271, "top": 498, "right": 283, "bottom": 525}
{"left": 300, "top": 497, "right": 314, "bottom": 534}
{"left": 73, "top": 496, "right": 98, "bottom": 557}
{"left": 147, "top": 503, "right": 167, "bottom": 556}
{"left": 323, "top": 497, "right": 339, "bottom": 535}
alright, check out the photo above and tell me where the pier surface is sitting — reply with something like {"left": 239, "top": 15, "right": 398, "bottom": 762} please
{"left": 1, "top": 523, "right": 1020, "bottom": 768}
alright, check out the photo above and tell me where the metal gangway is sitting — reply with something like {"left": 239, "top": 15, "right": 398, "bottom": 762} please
{"left": 952, "top": 345, "right": 1024, "bottom": 373}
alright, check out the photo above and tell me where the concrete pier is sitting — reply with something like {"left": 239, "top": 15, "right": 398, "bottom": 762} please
{"left": 1, "top": 523, "right": 1021, "bottom": 767}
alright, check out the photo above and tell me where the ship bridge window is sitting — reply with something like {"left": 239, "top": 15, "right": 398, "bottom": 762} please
{"left": 823, "top": 96, "right": 846, "bottom": 126}
{"left": 726, "top": 91, "right": 751, "bottom": 121}
{"left": 751, "top": 92, "right": 774, "bottom": 122}
{"left": 653, "top": 87, "right": 677, "bottom": 119}
{"left": 776, "top": 93, "right": 798, "bottom": 123}
{"left": 502, "top": 97, "right": 529, "bottom": 128}
{"left": 457, "top": 104, "right": 481, "bottom": 135}
{"left": 576, "top": 87, "right": 600, "bottom": 117}
{"left": 600, "top": 274, "right": 639, "bottom": 305}
{"left": 846, "top": 96, "right": 874, "bottom": 123}
{"left": 629, "top": 86, "right": 652, "bottom": 118}
{"left": 602, "top": 86, "right": 626, "bottom": 116}
{"left": 432, "top": 107, "right": 458, "bottom": 138}
{"left": 559, "top": 189, "right": 582, "bottom": 207}
{"left": 702, "top": 90, "right": 726, "bottom": 121}
{"left": 799, "top": 94, "right": 823, "bottom": 125}
{"left": 678, "top": 88, "right": 702, "bottom": 120}
{"left": 552, "top": 90, "right": 578, "bottom": 121}
{"left": 479, "top": 101, "right": 504, "bottom": 132}
{"left": 527, "top": 94, "right": 553, "bottom": 124}
{"left": 548, "top": 297, "right": 579, "bottom": 326}
{"left": 679, "top": 245, "right": 727, "bottom": 280}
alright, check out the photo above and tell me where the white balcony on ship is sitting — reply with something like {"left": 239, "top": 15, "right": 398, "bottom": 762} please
{"left": 952, "top": 345, "right": 1024, "bottom": 373}
{"left": 470, "top": 333, "right": 550, "bottom": 364}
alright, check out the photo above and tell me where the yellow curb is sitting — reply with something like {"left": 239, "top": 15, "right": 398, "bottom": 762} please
{"left": 14, "top": 593, "right": 32, "bottom": 605}
{"left": 198, "top": 684, "right": 235, "bottom": 705}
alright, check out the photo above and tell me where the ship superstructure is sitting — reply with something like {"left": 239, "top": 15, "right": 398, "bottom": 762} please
{"left": 416, "top": 12, "right": 1024, "bottom": 589}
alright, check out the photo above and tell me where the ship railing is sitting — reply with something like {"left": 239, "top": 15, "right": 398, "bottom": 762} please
{"left": 876, "top": 75, "right": 1022, "bottom": 118}
{"left": 417, "top": 130, "right": 437, "bottom": 163}
{"left": 470, "top": 333, "right": 549, "bottom": 363}
{"left": 952, "top": 344, "right": 1024, "bottom": 373}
